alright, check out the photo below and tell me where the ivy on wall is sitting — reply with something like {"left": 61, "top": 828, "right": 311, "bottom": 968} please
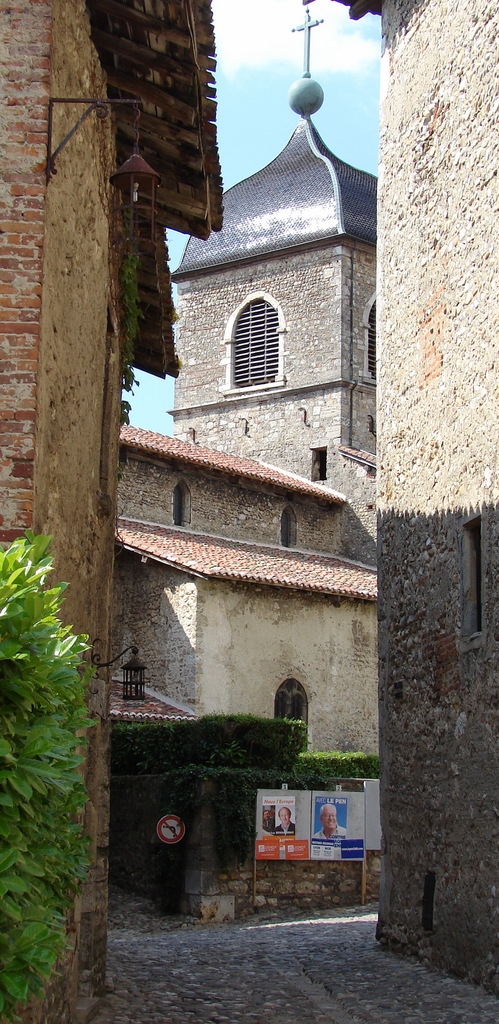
{"left": 0, "top": 534, "right": 93, "bottom": 1020}
{"left": 112, "top": 717, "right": 379, "bottom": 909}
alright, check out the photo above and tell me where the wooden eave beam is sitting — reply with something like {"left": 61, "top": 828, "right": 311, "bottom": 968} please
{"left": 87, "top": 0, "right": 211, "bottom": 54}
{"left": 91, "top": 26, "right": 212, "bottom": 87}
{"left": 103, "top": 66, "right": 198, "bottom": 122}
{"left": 328, "top": 0, "right": 382, "bottom": 17}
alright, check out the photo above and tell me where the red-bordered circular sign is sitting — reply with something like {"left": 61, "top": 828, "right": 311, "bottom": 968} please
{"left": 156, "top": 814, "right": 186, "bottom": 844}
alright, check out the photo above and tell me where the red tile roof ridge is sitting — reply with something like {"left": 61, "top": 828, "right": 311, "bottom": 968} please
{"left": 117, "top": 515, "right": 374, "bottom": 568}
{"left": 257, "top": 460, "right": 346, "bottom": 501}
{"left": 109, "top": 682, "right": 197, "bottom": 722}
{"left": 337, "top": 445, "right": 377, "bottom": 466}
{"left": 120, "top": 425, "right": 345, "bottom": 504}
{"left": 116, "top": 518, "right": 377, "bottom": 601}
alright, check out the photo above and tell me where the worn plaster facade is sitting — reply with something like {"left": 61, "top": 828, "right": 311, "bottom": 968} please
{"left": 374, "top": 0, "right": 499, "bottom": 995}
{"left": 114, "top": 429, "right": 378, "bottom": 754}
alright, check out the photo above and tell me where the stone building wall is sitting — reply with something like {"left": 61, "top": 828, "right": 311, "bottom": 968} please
{"left": 2, "top": 0, "right": 122, "bottom": 1017}
{"left": 173, "top": 240, "right": 376, "bottom": 480}
{"left": 114, "top": 552, "right": 378, "bottom": 754}
{"left": 118, "top": 454, "right": 343, "bottom": 555}
{"left": 110, "top": 775, "right": 380, "bottom": 917}
{"left": 377, "top": 0, "right": 499, "bottom": 993}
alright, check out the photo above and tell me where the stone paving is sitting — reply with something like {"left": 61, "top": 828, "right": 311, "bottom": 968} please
{"left": 94, "top": 887, "right": 499, "bottom": 1024}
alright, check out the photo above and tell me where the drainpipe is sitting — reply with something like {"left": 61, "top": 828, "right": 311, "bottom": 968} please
{"left": 348, "top": 242, "right": 358, "bottom": 449}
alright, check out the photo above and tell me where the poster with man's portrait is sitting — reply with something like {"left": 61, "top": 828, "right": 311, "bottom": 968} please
{"left": 310, "top": 791, "right": 365, "bottom": 861}
{"left": 255, "top": 790, "right": 311, "bottom": 860}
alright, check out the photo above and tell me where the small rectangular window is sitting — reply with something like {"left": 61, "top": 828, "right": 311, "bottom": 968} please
{"left": 461, "top": 515, "right": 482, "bottom": 636}
{"left": 311, "top": 447, "right": 327, "bottom": 481}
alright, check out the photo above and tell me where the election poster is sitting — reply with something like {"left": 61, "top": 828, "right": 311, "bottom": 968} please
{"left": 310, "top": 791, "right": 365, "bottom": 861}
{"left": 255, "top": 790, "right": 310, "bottom": 860}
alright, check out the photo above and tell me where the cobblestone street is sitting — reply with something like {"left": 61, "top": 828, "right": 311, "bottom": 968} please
{"left": 92, "top": 887, "right": 499, "bottom": 1024}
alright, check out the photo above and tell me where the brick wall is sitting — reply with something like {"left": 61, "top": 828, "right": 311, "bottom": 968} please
{"left": 378, "top": 0, "right": 499, "bottom": 993}
{"left": 0, "top": 0, "right": 52, "bottom": 543}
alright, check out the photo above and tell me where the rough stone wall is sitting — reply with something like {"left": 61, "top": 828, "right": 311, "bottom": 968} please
{"left": 2, "top": 0, "right": 122, "bottom": 1016}
{"left": 377, "top": 0, "right": 499, "bottom": 992}
{"left": 173, "top": 241, "right": 376, "bottom": 473}
{"left": 113, "top": 551, "right": 198, "bottom": 709}
{"left": 118, "top": 454, "right": 343, "bottom": 555}
{"left": 218, "top": 852, "right": 380, "bottom": 917}
{"left": 109, "top": 775, "right": 380, "bottom": 916}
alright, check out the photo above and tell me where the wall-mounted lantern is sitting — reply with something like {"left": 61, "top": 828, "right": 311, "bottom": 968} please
{"left": 91, "top": 641, "right": 147, "bottom": 701}
{"left": 46, "top": 98, "right": 160, "bottom": 254}
{"left": 121, "top": 650, "right": 147, "bottom": 701}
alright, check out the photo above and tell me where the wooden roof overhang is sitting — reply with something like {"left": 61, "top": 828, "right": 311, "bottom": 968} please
{"left": 308, "top": 0, "right": 382, "bottom": 19}
{"left": 86, "top": 0, "right": 223, "bottom": 378}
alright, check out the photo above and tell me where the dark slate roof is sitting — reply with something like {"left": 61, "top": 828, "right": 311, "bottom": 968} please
{"left": 174, "top": 118, "right": 377, "bottom": 276}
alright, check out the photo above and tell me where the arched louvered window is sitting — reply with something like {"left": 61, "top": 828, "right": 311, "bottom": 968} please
{"left": 280, "top": 506, "right": 297, "bottom": 548}
{"left": 274, "top": 678, "right": 308, "bottom": 724}
{"left": 172, "top": 481, "right": 191, "bottom": 527}
{"left": 234, "top": 299, "right": 279, "bottom": 387}
{"left": 368, "top": 301, "right": 376, "bottom": 380}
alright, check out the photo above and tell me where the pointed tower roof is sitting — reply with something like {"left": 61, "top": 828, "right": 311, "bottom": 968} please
{"left": 174, "top": 119, "right": 377, "bottom": 277}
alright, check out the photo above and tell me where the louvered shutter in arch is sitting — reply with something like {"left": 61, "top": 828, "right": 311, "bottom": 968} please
{"left": 234, "top": 300, "right": 279, "bottom": 387}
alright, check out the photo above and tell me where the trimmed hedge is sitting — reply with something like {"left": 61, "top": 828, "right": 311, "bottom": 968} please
{"left": 111, "top": 714, "right": 308, "bottom": 774}
{"left": 296, "top": 751, "right": 379, "bottom": 780}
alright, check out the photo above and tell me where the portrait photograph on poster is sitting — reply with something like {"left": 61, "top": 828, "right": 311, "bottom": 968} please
{"left": 255, "top": 790, "right": 310, "bottom": 861}
{"left": 310, "top": 792, "right": 365, "bottom": 861}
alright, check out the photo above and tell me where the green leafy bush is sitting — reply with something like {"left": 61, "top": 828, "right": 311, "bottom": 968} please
{"left": 295, "top": 750, "right": 379, "bottom": 780}
{"left": 0, "top": 534, "right": 93, "bottom": 1019}
{"left": 111, "top": 714, "right": 307, "bottom": 775}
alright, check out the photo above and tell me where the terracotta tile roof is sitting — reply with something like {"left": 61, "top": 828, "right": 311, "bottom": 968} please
{"left": 120, "top": 425, "right": 345, "bottom": 505}
{"left": 338, "top": 445, "right": 377, "bottom": 469}
{"left": 117, "top": 518, "right": 377, "bottom": 602}
{"left": 109, "top": 682, "right": 196, "bottom": 722}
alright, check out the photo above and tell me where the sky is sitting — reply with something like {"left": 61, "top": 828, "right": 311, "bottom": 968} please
{"left": 128, "top": 0, "right": 381, "bottom": 435}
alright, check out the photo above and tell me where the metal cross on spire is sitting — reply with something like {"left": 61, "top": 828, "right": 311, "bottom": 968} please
{"left": 292, "top": 7, "right": 324, "bottom": 79}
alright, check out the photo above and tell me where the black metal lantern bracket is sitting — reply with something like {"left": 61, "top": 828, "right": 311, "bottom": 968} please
{"left": 46, "top": 97, "right": 141, "bottom": 184}
{"left": 90, "top": 639, "right": 139, "bottom": 670}
{"left": 91, "top": 640, "right": 147, "bottom": 700}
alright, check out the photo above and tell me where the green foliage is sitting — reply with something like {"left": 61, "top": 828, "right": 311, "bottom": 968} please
{"left": 111, "top": 714, "right": 307, "bottom": 776}
{"left": 295, "top": 750, "right": 379, "bottom": 780}
{"left": 152, "top": 762, "right": 379, "bottom": 898}
{"left": 0, "top": 534, "right": 93, "bottom": 1020}
{"left": 119, "top": 252, "right": 142, "bottom": 425}
{"left": 113, "top": 717, "right": 377, "bottom": 897}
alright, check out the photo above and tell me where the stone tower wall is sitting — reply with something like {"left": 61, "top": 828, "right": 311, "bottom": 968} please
{"left": 173, "top": 240, "right": 376, "bottom": 480}
{"left": 377, "top": 0, "right": 499, "bottom": 993}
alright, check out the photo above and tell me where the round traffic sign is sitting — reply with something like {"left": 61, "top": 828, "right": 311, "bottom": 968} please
{"left": 156, "top": 814, "right": 185, "bottom": 844}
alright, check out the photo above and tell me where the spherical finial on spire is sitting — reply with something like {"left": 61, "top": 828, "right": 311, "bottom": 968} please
{"left": 290, "top": 7, "right": 325, "bottom": 118}
{"left": 288, "top": 75, "right": 324, "bottom": 117}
